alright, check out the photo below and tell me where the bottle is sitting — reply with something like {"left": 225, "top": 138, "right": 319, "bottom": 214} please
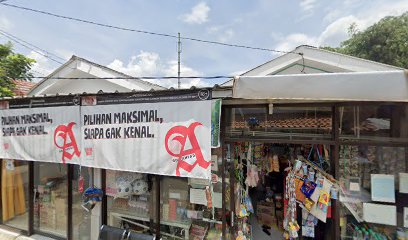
{"left": 368, "top": 229, "right": 378, "bottom": 240}
{"left": 353, "top": 227, "right": 360, "bottom": 240}
{"left": 358, "top": 230, "right": 364, "bottom": 240}
{"left": 364, "top": 230, "right": 370, "bottom": 240}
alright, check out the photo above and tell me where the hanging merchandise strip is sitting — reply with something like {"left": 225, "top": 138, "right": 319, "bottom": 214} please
{"left": 283, "top": 155, "right": 341, "bottom": 239}
{"left": 284, "top": 170, "right": 299, "bottom": 238}
{"left": 234, "top": 142, "right": 255, "bottom": 240}
{"left": 302, "top": 153, "right": 364, "bottom": 223}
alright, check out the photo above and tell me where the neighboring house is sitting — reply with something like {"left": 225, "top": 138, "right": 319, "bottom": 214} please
{"left": 221, "top": 45, "right": 403, "bottom": 87}
{"left": 12, "top": 80, "right": 37, "bottom": 96}
{"left": 28, "top": 55, "right": 166, "bottom": 96}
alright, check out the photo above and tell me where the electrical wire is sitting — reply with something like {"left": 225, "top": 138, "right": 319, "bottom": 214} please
{"left": 0, "top": 29, "right": 66, "bottom": 62}
{"left": 31, "top": 69, "right": 48, "bottom": 76}
{"left": 0, "top": 2, "right": 300, "bottom": 55}
{"left": 0, "top": 29, "right": 65, "bottom": 65}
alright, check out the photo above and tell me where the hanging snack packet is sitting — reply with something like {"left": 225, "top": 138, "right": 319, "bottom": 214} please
{"left": 316, "top": 177, "right": 324, "bottom": 188}
{"left": 304, "top": 198, "right": 315, "bottom": 211}
{"left": 301, "top": 180, "right": 317, "bottom": 198}
{"left": 318, "top": 190, "right": 330, "bottom": 206}
{"left": 239, "top": 204, "right": 248, "bottom": 218}
{"left": 317, "top": 190, "right": 330, "bottom": 213}
{"left": 245, "top": 196, "right": 254, "bottom": 213}
{"left": 295, "top": 178, "right": 306, "bottom": 202}
{"left": 330, "top": 187, "right": 338, "bottom": 200}
{"left": 302, "top": 226, "right": 315, "bottom": 238}
{"left": 302, "top": 163, "right": 308, "bottom": 176}
{"left": 308, "top": 169, "right": 315, "bottom": 182}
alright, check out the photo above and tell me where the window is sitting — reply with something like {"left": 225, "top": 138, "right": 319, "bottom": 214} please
{"left": 72, "top": 166, "right": 93, "bottom": 240}
{"left": 339, "top": 145, "right": 408, "bottom": 239}
{"left": 106, "top": 171, "right": 155, "bottom": 235}
{"left": 1, "top": 160, "right": 29, "bottom": 231}
{"left": 33, "top": 162, "right": 68, "bottom": 237}
{"left": 225, "top": 106, "right": 332, "bottom": 140}
{"left": 339, "top": 105, "right": 408, "bottom": 143}
{"left": 160, "top": 147, "right": 225, "bottom": 240}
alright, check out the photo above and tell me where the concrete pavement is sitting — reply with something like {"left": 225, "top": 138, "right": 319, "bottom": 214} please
{"left": 0, "top": 228, "right": 56, "bottom": 240}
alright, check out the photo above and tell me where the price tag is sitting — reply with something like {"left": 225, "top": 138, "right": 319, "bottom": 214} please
{"left": 78, "top": 176, "right": 84, "bottom": 193}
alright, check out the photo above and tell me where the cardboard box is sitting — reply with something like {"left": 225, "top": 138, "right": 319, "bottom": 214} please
{"left": 257, "top": 205, "right": 275, "bottom": 216}
{"left": 55, "top": 198, "right": 67, "bottom": 214}
{"left": 258, "top": 200, "right": 274, "bottom": 207}
{"left": 257, "top": 213, "right": 277, "bottom": 228}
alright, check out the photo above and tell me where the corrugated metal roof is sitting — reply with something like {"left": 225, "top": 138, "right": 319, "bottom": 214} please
{"left": 0, "top": 85, "right": 232, "bottom": 101}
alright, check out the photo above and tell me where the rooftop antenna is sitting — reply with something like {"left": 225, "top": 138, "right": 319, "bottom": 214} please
{"left": 177, "top": 32, "right": 182, "bottom": 89}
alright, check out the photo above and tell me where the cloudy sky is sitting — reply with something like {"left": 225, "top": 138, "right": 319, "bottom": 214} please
{"left": 0, "top": 0, "right": 407, "bottom": 87}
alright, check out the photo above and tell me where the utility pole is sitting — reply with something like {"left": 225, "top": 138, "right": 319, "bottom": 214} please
{"left": 177, "top": 32, "right": 181, "bottom": 89}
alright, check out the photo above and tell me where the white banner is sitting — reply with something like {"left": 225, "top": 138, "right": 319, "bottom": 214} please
{"left": 0, "top": 106, "right": 81, "bottom": 164}
{"left": 81, "top": 100, "right": 212, "bottom": 179}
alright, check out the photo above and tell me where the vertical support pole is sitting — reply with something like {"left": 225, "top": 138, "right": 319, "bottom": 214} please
{"left": 154, "top": 175, "right": 161, "bottom": 239}
{"left": 67, "top": 164, "right": 73, "bottom": 240}
{"left": 0, "top": 160, "right": 3, "bottom": 225}
{"left": 331, "top": 105, "right": 340, "bottom": 240}
{"left": 221, "top": 142, "right": 226, "bottom": 240}
{"left": 100, "top": 169, "right": 107, "bottom": 226}
{"left": 28, "top": 161, "right": 34, "bottom": 236}
{"left": 229, "top": 143, "right": 236, "bottom": 240}
{"left": 177, "top": 32, "right": 181, "bottom": 89}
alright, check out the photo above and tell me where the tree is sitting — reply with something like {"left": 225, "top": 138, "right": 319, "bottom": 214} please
{"left": 322, "top": 12, "right": 408, "bottom": 69}
{"left": 0, "top": 42, "right": 35, "bottom": 97}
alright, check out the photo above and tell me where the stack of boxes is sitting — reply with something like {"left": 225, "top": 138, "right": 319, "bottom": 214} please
{"left": 256, "top": 201, "right": 276, "bottom": 228}
{"left": 35, "top": 183, "right": 68, "bottom": 232}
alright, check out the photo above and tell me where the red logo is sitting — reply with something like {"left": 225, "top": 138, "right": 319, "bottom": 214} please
{"left": 165, "top": 122, "right": 210, "bottom": 176}
{"left": 3, "top": 143, "right": 9, "bottom": 150}
{"left": 54, "top": 122, "right": 81, "bottom": 164}
{"left": 85, "top": 148, "right": 93, "bottom": 156}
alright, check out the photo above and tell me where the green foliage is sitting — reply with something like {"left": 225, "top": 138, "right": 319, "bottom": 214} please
{"left": 0, "top": 42, "right": 35, "bottom": 97}
{"left": 323, "top": 12, "right": 408, "bottom": 69}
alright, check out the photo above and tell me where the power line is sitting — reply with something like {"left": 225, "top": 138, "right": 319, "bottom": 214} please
{"left": 31, "top": 69, "right": 48, "bottom": 76}
{"left": 0, "top": 2, "right": 299, "bottom": 55}
{"left": 0, "top": 29, "right": 65, "bottom": 65}
{"left": 0, "top": 29, "right": 66, "bottom": 62}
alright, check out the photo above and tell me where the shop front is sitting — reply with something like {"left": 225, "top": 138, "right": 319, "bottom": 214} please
{"left": 0, "top": 89, "right": 227, "bottom": 240}
{"left": 1, "top": 70, "right": 408, "bottom": 240}
{"left": 222, "top": 70, "right": 408, "bottom": 239}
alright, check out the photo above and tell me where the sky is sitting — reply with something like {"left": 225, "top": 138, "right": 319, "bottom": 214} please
{"left": 0, "top": 0, "right": 407, "bottom": 88}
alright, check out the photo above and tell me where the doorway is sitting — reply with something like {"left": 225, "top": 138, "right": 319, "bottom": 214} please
{"left": 33, "top": 162, "right": 68, "bottom": 239}
{"left": 228, "top": 142, "right": 331, "bottom": 240}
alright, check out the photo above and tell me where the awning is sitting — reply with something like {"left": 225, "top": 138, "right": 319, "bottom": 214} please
{"left": 233, "top": 70, "right": 408, "bottom": 102}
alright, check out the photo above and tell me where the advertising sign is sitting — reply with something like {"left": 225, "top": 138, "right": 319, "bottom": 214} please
{"left": 81, "top": 100, "right": 212, "bottom": 179}
{"left": 0, "top": 106, "right": 81, "bottom": 164}
{"left": 211, "top": 99, "right": 221, "bottom": 148}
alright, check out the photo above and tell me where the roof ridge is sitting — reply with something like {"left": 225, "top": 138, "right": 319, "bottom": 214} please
{"left": 310, "top": 47, "right": 403, "bottom": 70}
{"left": 70, "top": 55, "right": 166, "bottom": 89}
